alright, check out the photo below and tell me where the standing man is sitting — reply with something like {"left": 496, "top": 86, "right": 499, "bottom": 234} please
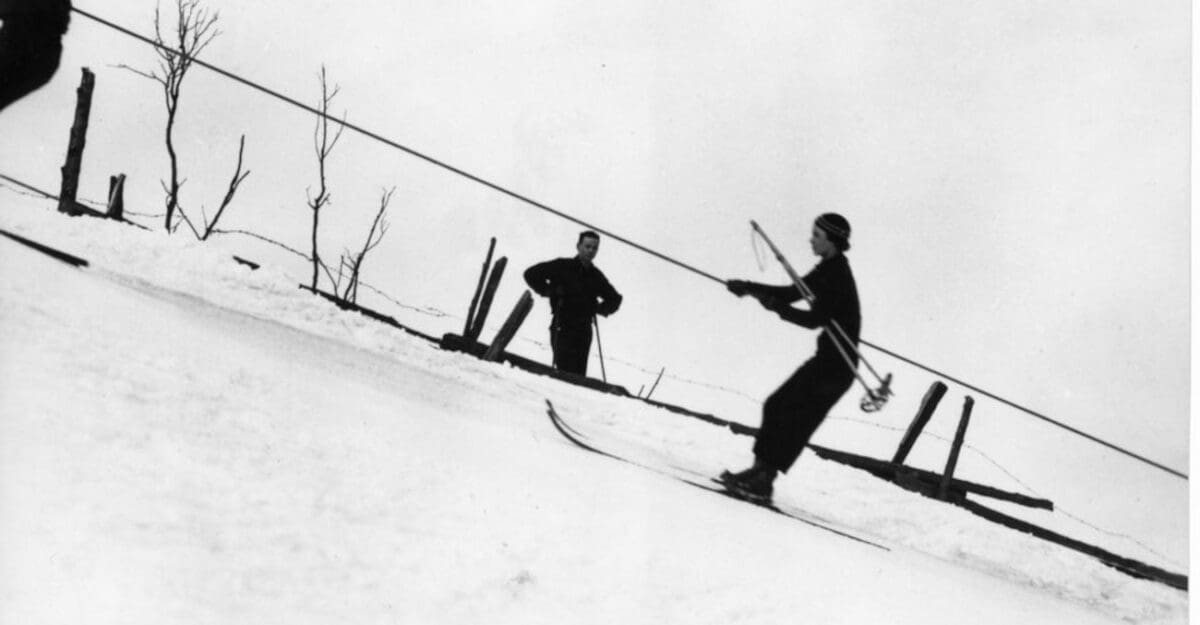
{"left": 0, "top": 0, "right": 72, "bottom": 112}
{"left": 720, "top": 213, "right": 860, "bottom": 503}
{"left": 524, "top": 230, "right": 622, "bottom": 376}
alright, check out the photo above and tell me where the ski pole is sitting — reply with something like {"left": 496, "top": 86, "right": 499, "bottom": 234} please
{"left": 593, "top": 315, "right": 608, "bottom": 383}
{"left": 749, "top": 220, "right": 893, "bottom": 410}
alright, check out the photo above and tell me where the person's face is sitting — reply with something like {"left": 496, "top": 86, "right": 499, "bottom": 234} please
{"left": 577, "top": 236, "right": 599, "bottom": 262}
{"left": 810, "top": 226, "right": 837, "bottom": 258}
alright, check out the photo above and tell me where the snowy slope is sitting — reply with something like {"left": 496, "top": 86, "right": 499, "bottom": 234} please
{"left": 0, "top": 200, "right": 1187, "bottom": 624}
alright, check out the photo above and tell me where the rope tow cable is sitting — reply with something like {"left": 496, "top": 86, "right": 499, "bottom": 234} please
{"left": 69, "top": 6, "right": 724, "bottom": 287}
{"left": 69, "top": 6, "right": 1187, "bottom": 481}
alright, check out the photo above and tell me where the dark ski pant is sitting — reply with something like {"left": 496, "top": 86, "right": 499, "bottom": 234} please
{"left": 551, "top": 321, "right": 592, "bottom": 376}
{"left": 754, "top": 351, "right": 856, "bottom": 473}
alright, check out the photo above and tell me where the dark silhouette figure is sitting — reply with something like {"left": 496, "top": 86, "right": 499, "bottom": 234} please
{"left": 0, "top": 0, "right": 72, "bottom": 112}
{"left": 524, "top": 231, "right": 622, "bottom": 376}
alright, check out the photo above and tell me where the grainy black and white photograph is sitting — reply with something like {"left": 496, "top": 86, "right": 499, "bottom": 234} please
{"left": 0, "top": 1, "right": 1189, "bottom": 623}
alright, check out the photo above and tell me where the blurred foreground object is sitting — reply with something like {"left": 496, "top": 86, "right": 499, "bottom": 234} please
{"left": 0, "top": 0, "right": 71, "bottom": 112}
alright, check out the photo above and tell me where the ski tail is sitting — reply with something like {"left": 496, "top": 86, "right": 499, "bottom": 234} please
{"left": 545, "top": 400, "right": 619, "bottom": 459}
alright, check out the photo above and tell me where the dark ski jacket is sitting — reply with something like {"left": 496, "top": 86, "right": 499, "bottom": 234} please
{"left": 523, "top": 257, "right": 622, "bottom": 328}
{"left": 742, "top": 253, "right": 860, "bottom": 360}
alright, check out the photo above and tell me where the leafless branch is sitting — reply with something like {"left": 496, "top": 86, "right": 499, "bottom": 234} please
{"left": 201, "top": 134, "right": 250, "bottom": 240}
{"left": 174, "top": 202, "right": 202, "bottom": 238}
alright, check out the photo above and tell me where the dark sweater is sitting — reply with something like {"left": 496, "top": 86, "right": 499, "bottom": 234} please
{"left": 523, "top": 257, "right": 622, "bottom": 327}
{"left": 745, "top": 253, "right": 860, "bottom": 357}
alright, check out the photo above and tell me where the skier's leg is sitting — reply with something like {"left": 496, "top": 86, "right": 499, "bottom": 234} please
{"left": 553, "top": 324, "right": 592, "bottom": 376}
{"left": 754, "top": 362, "right": 854, "bottom": 473}
{"left": 753, "top": 362, "right": 818, "bottom": 471}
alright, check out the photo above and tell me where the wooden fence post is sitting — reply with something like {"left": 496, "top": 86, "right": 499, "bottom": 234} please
{"left": 106, "top": 174, "right": 126, "bottom": 220}
{"left": 467, "top": 256, "right": 506, "bottom": 341}
{"left": 938, "top": 396, "right": 974, "bottom": 500}
{"left": 892, "top": 380, "right": 948, "bottom": 464}
{"left": 59, "top": 68, "right": 95, "bottom": 216}
{"left": 463, "top": 238, "right": 496, "bottom": 337}
{"left": 484, "top": 290, "right": 533, "bottom": 361}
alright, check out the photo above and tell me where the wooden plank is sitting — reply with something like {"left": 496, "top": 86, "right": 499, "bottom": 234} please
{"left": 442, "top": 331, "right": 630, "bottom": 396}
{"left": 938, "top": 396, "right": 974, "bottom": 500}
{"left": 484, "top": 291, "right": 533, "bottom": 361}
{"left": 955, "top": 498, "right": 1186, "bottom": 590}
{"left": 467, "top": 256, "right": 506, "bottom": 341}
{"left": 232, "top": 256, "right": 260, "bottom": 270}
{"left": 892, "top": 381, "right": 948, "bottom": 464}
{"left": 299, "top": 284, "right": 440, "bottom": 343}
{"left": 463, "top": 238, "right": 496, "bottom": 337}
{"left": 0, "top": 229, "right": 89, "bottom": 267}
{"left": 809, "top": 445, "right": 1054, "bottom": 510}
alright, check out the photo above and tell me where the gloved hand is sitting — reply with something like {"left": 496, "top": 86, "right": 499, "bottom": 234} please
{"left": 726, "top": 279, "right": 752, "bottom": 297}
{"left": 757, "top": 294, "right": 788, "bottom": 312}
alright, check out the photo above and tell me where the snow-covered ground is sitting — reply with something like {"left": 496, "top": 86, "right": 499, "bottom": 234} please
{"left": 0, "top": 199, "right": 1188, "bottom": 624}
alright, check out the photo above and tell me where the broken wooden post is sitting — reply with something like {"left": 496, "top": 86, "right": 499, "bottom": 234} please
{"left": 467, "top": 256, "right": 507, "bottom": 341}
{"left": 106, "top": 174, "right": 126, "bottom": 220}
{"left": 938, "top": 396, "right": 974, "bottom": 501}
{"left": 59, "top": 68, "right": 95, "bottom": 216}
{"left": 463, "top": 238, "right": 497, "bottom": 337}
{"left": 484, "top": 290, "right": 534, "bottom": 361}
{"left": 892, "top": 380, "right": 948, "bottom": 465}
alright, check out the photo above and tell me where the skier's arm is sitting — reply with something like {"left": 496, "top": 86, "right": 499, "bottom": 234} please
{"left": 595, "top": 275, "right": 622, "bottom": 317}
{"left": 771, "top": 270, "right": 841, "bottom": 329}
{"left": 726, "top": 280, "right": 802, "bottom": 303}
{"left": 772, "top": 303, "right": 823, "bottom": 328}
{"left": 523, "top": 261, "right": 556, "bottom": 297}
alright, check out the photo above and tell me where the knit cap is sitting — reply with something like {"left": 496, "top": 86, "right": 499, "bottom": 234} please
{"left": 815, "top": 213, "right": 851, "bottom": 250}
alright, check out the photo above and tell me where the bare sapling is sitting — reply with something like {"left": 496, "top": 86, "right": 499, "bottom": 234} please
{"left": 121, "top": 0, "right": 249, "bottom": 235}
{"left": 339, "top": 187, "right": 394, "bottom": 304}
{"left": 306, "top": 65, "right": 346, "bottom": 290}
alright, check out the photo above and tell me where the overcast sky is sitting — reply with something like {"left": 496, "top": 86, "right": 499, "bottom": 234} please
{"left": 0, "top": 0, "right": 1189, "bottom": 558}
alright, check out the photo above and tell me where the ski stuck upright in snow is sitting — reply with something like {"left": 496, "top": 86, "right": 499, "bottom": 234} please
{"left": 544, "top": 400, "right": 889, "bottom": 552}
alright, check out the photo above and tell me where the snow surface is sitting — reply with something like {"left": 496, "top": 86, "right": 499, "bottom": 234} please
{"left": 0, "top": 199, "right": 1188, "bottom": 624}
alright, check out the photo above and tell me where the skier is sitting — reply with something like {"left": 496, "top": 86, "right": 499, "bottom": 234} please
{"left": 721, "top": 213, "right": 860, "bottom": 503}
{"left": 0, "top": 0, "right": 72, "bottom": 112}
{"left": 523, "top": 230, "right": 622, "bottom": 376}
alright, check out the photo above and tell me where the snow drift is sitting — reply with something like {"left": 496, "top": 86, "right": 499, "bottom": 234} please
{"left": 0, "top": 200, "right": 1187, "bottom": 624}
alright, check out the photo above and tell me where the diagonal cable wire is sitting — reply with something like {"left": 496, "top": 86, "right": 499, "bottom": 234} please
{"left": 66, "top": 6, "right": 1187, "bottom": 481}
{"left": 69, "top": 6, "right": 724, "bottom": 286}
